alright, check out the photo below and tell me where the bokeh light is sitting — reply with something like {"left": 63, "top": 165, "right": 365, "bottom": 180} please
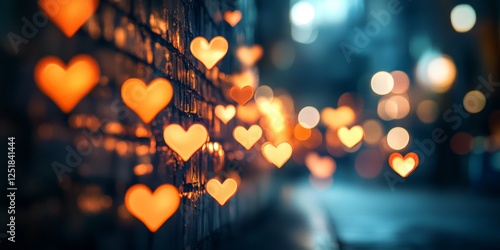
{"left": 134, "top": 163, "right": 153, "bottom": 176}
{"left": 355, "top": 149, "right": 384, "bottom": 178}
{"left": 237, "top": 101, "right": 260, "bottom": 123}
{"left": 387, "top": 127, "right": 410, "bottom": 150}
{"left": 362, "top": 119, "right": 384, "bottom": 145}
{"left": 450, "top": 132, "right": 473, "bottom": 155}
{"left": 320, "top": 106, "right": 355, "bottom": 128}
{"left": 385, "top": 95, "right": 410, "bottom": 120}
{"left": 338, "top": 92, "right": 363, "bottom": 112}
{"left": 303, "top": 128, "right": 323, "bottom": 149}
{"left": 298, "top": 106, "right": 320, "bottom": 128}
{"left": 371, "top": 71, "right": 394, "bottom": 95}
{"left": 377, "top": 98, "right": 391, "bottom": 121}
{"left": 294, "top": 123, "right": 311, "bottom": 141}
{"left": 254, "top": 85, "right": 274, "bottom": 105}
{"left": 318, "top": 0, "right": 349, "bottom": 24}
{"left": 391, "top": 70, "right": 410, "bottom": 94}
{"left": 417, "top": 100, "right": 439, "bottom": 123}
{"left": 290, "top": 1, "right": 315, "bottom": 26}
{"left": 426, "top": 55, "right": 457, "bottom": 93}
{"left": 472, "top": 136, "right": 486, "bottom": 154}
{"left": 451, "top": 4, "right": 476, "bottom": 33}
{"left": 463, "top": 90, "right": 486, "bottom": 114}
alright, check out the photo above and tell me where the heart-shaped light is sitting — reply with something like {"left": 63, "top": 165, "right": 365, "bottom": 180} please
{"left": 121, "top": 78, "right": 173, "bottom": 124}
{"left": 34, "top": 55, "right": 100, "bottom": 113}
{"left": 125, "top": 184, "right": 180, "bottom": 232}
{"left": 236, "top": 45, "right": 263, "bottom": 67}
{"left": 163, "top": 124, "right": 208, "bottom": 161}
{"left": 230, "top": 70, "right": 258, "bottom": 88}
{"left": 39, "top": 0, "right": 99, "bottom": 37}
{"left": 214, "top": 104, "right": 236, "bottom": 124}
{"left": 389, "top": 152, "right": 419, "bottom": 178}
{"left": 321, "top": 106, "right": 355, "bottom": 129}
{"left": 305, "top": 153, "right": 336, "bottom": 179}
{"left": 206, "top": 178, "right": 238, "bottom": 206}
{"left": 223, "top": 10, "right": 242, "bottom": 27}
{"left": 230, "top": 85, "right": 254, "bottom": 106}
{"left": 233, "top": 125, "right": 262, "bottom": 150}
{"left": 262, "top": 142, "right": 293, "bottom": 168}
{"left": 338, "top": 125, "right": 364, "bottom": 148}
{"left": 190, "top": 36, "right": 228, "bottom": 70}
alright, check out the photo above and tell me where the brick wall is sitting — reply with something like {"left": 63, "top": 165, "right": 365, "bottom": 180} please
{"left": 2, "top": 0, "right": 267, "bottom": 249}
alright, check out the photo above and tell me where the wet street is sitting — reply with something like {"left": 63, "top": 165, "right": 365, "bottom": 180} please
{"left": 229, "top": 176, "right": 500, "bottom": 250}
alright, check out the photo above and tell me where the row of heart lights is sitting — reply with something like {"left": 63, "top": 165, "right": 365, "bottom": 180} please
{"left": 34, "top": 0, "right": 498, "bottom": 236}
{"left": 33, "top": 2, "right": 293, "bottom": 233}
{"left": 33, "top": 1, "right": 417, "bottom": 233}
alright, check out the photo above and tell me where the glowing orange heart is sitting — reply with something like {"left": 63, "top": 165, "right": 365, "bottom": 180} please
{"left": 262, "top": 142, "right": 293, "bottom": 168}
{"left": 233, "top": 125, "right": 262, "bottom": 150}
{"left": 39, "top": 0, "right": 99, "bottom": 37}
{"left": 190, "top": 36, "right": 228, "bottom": 70}
{"left": 163, "top": 124, "right": 208, "bottom": 161}
{"left": 214, "top": 104, "right": 236, "bottom": 124}
{"left": 389, "top": 152, "right": 419, "bottom": 178}
{"left": 230, "top": 86, "right": 254, "bottom": 106}
{"left": 121, "top": 78, "right": 173, "bottom": 124}
{"left": 321, "top": 106, "right": 356, "bottom": 128}
{"left": 305, "top": 153, "right": 336, "bottom": 179}
{"left": 206, "top": 178, "right": 238, "bottom": 206}
{"left": 34, "top": 55, "right": 100, "bottom": 113}
{"left": 236, "top": 45, "right": 263, "bottom": 67}
{"left": 223, "top": 10, "right": 242, "bottom": 27}
{"left": 125, "top": 184, "right": 180, "bottom": 232}
{"left": 338, "top": 125, "right": 364, "bottom": 148}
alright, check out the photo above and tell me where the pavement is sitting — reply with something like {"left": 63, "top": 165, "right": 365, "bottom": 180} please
{"left": 228, "top": 176, "right": 500, "bottom": 250}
